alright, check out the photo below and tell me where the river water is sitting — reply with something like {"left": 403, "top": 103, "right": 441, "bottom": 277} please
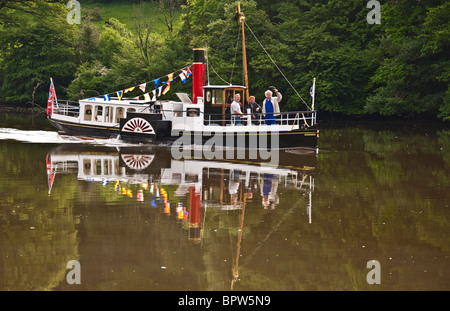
{"left": 0, "top": 113, "right": 449, "bottom": 291}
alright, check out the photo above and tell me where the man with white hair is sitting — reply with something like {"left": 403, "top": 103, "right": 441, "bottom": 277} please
{"left": 262, "top": 87, "right": 282, "bottom": 125}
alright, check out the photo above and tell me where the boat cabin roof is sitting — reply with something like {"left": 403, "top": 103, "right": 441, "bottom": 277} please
{"left": 203, "top": 85, "right": 246, "bottom": 90}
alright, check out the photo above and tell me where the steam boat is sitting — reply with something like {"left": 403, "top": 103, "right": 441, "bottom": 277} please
{"left": 47, "top": 5, "right": 318, "bottom": 151}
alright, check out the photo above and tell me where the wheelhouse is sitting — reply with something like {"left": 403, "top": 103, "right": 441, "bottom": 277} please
{"left": 203, "top": 85, "right": 246, "bottom": 126}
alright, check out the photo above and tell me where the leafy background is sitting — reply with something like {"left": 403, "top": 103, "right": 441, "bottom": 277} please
{"left": 0, "top": 0, "right": 449, "bottom": 120}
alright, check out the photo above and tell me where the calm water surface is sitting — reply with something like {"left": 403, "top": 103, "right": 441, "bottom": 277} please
{"left": 0, "top": 114, "right": 449, "bottom": 291}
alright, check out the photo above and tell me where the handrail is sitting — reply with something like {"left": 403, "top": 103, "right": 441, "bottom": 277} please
{"left": 171, "top": 109, "right": 316, "bottom": 128}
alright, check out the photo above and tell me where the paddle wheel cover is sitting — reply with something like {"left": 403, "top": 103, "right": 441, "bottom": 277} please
{"left": 122, "top": 118, "right": 153, "bottom": 134}
{"left": 121, "top": 154, "right": 155, "bottom": 170}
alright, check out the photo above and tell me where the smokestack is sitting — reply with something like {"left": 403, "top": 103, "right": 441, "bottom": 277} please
{"left": 192, "top": 48, "right": 206, "bottom": 104}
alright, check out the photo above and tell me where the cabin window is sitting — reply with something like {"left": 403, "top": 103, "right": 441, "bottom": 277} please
{"left": 84, "top": 105, "right": 93, "bottom": 121}
{"left": 83, "top": 159, "right": 91, "bottom": 174}
{"left": 114, "top": 159, "right": 121, "bottom": 176}
{"left": 116, "top": 107, "right": 124, "bottom": 123}
{"left": 94, "top": 106, "right": 103, "bottom": 122}
{"left": 187, "top": 108, "right": 200, "bottom": 117}
{"left": 185, "top": 174, "right": 199, "bottom": 183}
{"left": 95, "top": 159, "right": 102, "bottom": 175}
{"left": 105, "top": 107, "right": 113, "bottom": 123}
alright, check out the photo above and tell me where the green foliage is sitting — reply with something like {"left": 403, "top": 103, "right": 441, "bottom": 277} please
{"left": 0, "top": 0, "right": 449, "bottom": 121}
{"left": 0, "top": 2, "right": 77, "bottom": 104}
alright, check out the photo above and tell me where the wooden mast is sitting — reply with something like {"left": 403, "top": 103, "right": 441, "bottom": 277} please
{"left": 238, "top": 2, "right": 250, "bottom": 105}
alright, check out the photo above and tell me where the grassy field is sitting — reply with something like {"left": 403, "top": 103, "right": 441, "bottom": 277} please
{"left": 82, "top": 0, "right": 183, "bottom": 33}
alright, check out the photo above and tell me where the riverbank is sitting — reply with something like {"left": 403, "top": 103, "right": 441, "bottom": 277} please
{"left": 0, "top": 104, "right": 53, "bottom": 131}
{"left": 0, "top": 103, "right": 46, "bottom": 115}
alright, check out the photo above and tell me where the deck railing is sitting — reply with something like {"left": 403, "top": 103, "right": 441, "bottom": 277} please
{"left": 199, "top": 110, "right": 317, "bottom": 128}
{"left": 52, "top": 100, "right": 80, "bottom": 117}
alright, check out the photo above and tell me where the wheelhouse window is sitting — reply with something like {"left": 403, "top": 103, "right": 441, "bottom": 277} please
{"left": 205, "top": 89, "right": 224, "bottom": 107}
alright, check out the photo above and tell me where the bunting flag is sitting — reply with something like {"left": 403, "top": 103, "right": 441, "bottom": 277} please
{"left": 117, "top": 90, "right": 124, "bottom": 100}
{"left": 152, "top": 89, "right": 157, "bottom": 101}
{"left": 124, "top": 87, "right": 135, "bottom": 93}
{"left": 179, "top": 72, "right": 187, "bottom": 83}
{"left": 103, "top": 94, "right": 111, "bottom": 101}
{"left": 139, "top": 83, "right": 146, "bottom": 92}
{"left": 144, "top": 93, "right": 151, "bottom": 101}
{"left": 162, "top": 83, "right": 170, "bottom": 95}
{"left": 186, "top": 66, "right": 192, "bottom": 76}
{"left": 154, "top": 78, "right": 160, "bottom": 89}
{"left": 162, "top": 73, "right": 174, "bottom": 95}
{"left": 157, "top": 86, "right": 163, "bottom": 97}
{"left": 168, "top": 73, "right": 174, "bottom": 82}
{"left": 134, "top": 96, "right": 140, "bottom": 100}
{"left": 88, "top": 97, "right": 96, "bottom": 101}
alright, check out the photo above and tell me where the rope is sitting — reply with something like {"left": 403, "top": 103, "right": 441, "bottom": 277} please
{"left": 209, "top": 60, "right": 232, "bottom": 85}
{"left": 244, "top": 20, "right": 311, "bottom": 111}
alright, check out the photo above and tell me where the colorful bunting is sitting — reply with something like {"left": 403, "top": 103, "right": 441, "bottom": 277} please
{"left": 179, "top": 72, "right": 187, "bottom": 83}
{"left": 154, "top": 78, "right": 160, "bottom": 89}
{"left": 186, "top": 66, "right": 192, "bottom": 76}
{"left": 162, "top": 84, "right": 170, "bottom": 95}
{"left": 117, "top": 90, "right": 124, "bottom": 100}
{"left": 92, "top": 65, "right": 193, "bottom": 101}
{"left": 168, "top": 73, "right": 174, "bottom": 82}
{"left": 162, "top": 73, "right": 174, "bottom": 95}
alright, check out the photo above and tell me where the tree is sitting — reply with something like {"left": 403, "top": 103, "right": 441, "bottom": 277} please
{"left": 0, "top": 2, "right": 77, "bottom": 104}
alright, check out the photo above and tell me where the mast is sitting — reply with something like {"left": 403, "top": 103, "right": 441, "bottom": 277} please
{"left": 237, "top": 3, "right": 250, "bottom": 104}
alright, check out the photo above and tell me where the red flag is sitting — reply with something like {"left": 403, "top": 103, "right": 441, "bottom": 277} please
{"left": 47, "top": 78, "right": 56, "bottom": 117}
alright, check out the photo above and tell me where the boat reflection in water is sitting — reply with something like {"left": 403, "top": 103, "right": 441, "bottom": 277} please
{"left": 46, "top": 144, "right": 316, "bottom": 289}
{"left": 47, "top": 145, "right": 316, "bottom": 243}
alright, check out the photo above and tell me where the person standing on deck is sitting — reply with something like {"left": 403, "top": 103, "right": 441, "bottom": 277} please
{"left": 230, "top": 93, "right": 244, "bottom": 125}
{"left": 262, "top": 87, "right": 282, "bottom": 125}
{"left": 247, "top": 96, "right": 262, "bottom": 125}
